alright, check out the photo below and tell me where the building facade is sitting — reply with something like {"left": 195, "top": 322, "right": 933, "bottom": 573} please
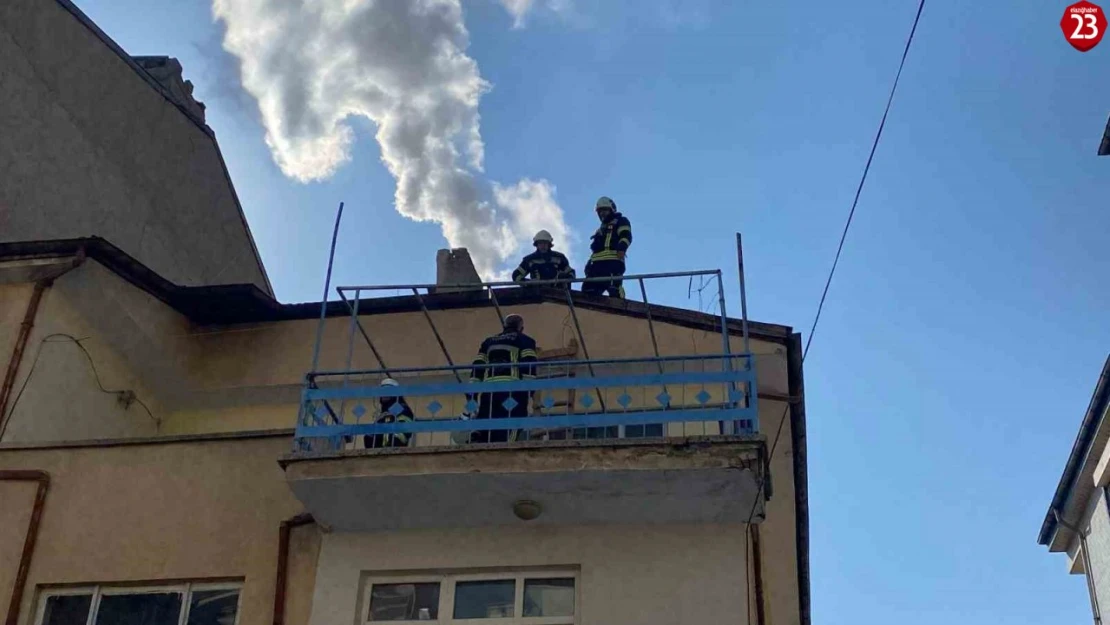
{"left": 1040, "top": 357, "right": 1110, "bottom": 623}
{"left": 0, "top": 3, "right": 811, "bottom": 625}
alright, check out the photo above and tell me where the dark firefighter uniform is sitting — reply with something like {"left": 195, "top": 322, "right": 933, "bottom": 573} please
{"left": 469, "top": 328, "right": 538, "bottom": 443}
{"left": 363, "top": 397, "right": 414, "bottom": 449}
{"left": 583, "top": 211, "right": 632, "bottom": 298}
{"left": 512, "top": 250, "right": 576, "bottom": 282}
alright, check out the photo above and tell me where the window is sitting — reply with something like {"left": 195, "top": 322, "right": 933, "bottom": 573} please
{"left": 35, "top": 583, "right": 241, "bottom": 625}
{"left": 366, "top": 572, "right": 576, "bottom": 624}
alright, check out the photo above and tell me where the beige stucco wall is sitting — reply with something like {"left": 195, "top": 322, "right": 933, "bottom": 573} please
{"left": 0, "top": 0, "right": 270, "bottom": 293}
{"left": 0, "top": 263, "right": 802, "bottom": 624}
{"left": 0, "top": 435, "right": 318, "bottom": 625}
{"left": 309, "top": 524, "right": 752, "bottom": 625}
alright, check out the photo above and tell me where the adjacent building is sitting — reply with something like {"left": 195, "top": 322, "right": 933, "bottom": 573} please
{"left": 0, "top": 2, "right": 812, "bottom": 625}
{"left": 1040, "top": 357, "right": 1110, "bottom": 623}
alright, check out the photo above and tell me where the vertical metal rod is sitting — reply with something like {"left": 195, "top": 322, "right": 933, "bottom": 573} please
{"left": 562, "top": 287, "right": 607, "bottom": 413}
{"left": 411, "top": 288, "right": 463, "bottom": 383}
{"left": 736, "top": 233, "right": 752, "bottom": 355}
{"left": 487, "top": 286, "right": 506, "bottom": 326}
{"left": 310, "top": 202, "right": 344, "bottom": 373}
{"left": 337, "top": 291, "right": 361, "bottom": 424}
{"left": 716, "top": 270, "right": 738, "bottom": 435}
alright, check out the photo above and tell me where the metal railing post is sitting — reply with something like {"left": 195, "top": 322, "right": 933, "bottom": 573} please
{"left": 487, "top": 286, "right": 506, "bottom": 326}
{"left": 637, "top": 278, "right": 668, "bottom": 395}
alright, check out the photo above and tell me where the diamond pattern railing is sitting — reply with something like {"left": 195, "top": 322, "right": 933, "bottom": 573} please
{"left": 294, "top": 354, "right": 758, "bottom": 453}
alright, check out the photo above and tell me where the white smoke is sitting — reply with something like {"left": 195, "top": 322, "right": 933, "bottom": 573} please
{"left": 212, "top": 0, "right": 572, "bottom": 277}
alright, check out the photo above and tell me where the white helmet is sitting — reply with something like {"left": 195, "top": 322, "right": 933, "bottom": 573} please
{"left": 595, "top": 196, "right": 616, "bottom": 211}
{"left": 380, "top": 378, "right": 399, "bottom": 387}
{"left": 533, "top": 230, "right": 554, "bottom": 245}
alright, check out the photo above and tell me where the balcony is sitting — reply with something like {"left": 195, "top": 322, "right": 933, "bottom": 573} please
{"left": 280, "top": 270, "right": 767, "bottom": 530}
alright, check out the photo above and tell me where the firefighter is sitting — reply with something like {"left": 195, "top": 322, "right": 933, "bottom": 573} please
{"left": 363, "top": 378, "right": 415, "bottom": 449}
{"left": 582, "top": 196, "right": 632, "bottom": 298}
{"left": 468, "top": 313, "right": 538, "bottom": 443}
{"left": 512, "top": 230, "right": 576, "bottom": 283}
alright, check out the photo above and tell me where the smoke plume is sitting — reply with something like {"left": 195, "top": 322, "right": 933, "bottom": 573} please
{"left": 212, "top": 0, "right": 572, "bottom": 276}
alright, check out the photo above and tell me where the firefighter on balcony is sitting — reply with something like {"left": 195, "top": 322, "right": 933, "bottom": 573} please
{"left": 512, "top": 230, "right": 576, "bottom": 284}
{"left": 467, "top": 313, "right": 538, "bottom": 443}
{"left": 582, "top": 196, "right": 632, "bottom": 298}
{"left": 363, "top": 378, "right": 415, "bottom": 449}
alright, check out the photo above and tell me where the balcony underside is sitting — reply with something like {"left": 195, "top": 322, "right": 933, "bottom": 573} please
{"left": 281, "top": 436, "right": 765, "bottom": 531}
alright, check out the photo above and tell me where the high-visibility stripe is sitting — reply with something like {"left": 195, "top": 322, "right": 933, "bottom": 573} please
{"left": 472, "top": 354, "right": 488, "bottom": 363}
{"left": 520, "top": 349, "right": 537, "bottom": 358}
{"left": 617, "top": 225, "right": 631, "bottom": 235}
{"left": 590, "top": 250, "right": 621, "bottom": 261}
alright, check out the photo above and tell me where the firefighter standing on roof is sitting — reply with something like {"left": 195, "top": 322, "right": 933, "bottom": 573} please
{"left": 583, "top": 196, "right": 632, "bottom": 298}
{"left": 512, "top": 230, "right": 576, "bottom": 283}
{"left": 468, "top": 314, "right": 538, "bottom": 443}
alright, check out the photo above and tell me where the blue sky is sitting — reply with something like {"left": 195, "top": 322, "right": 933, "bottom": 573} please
{"left": 76, "top": 0, "right": 1110, "bottom": 622}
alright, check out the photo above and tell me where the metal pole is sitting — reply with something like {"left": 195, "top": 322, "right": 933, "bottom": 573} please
{"left": 339, "top": 290, "right": 391, "bottom": 374}
{"left": 716, "top": 270, "right": 737, "bottom": 435}
{"left": 563, "top": 287, "right": 607, "bottom": 412}
{"left": 637, "top": 279, "right": 668, "bottom": 397}
{"left": 736, "top": 233, "right": 751, "bottom": 355}
{"left": 338, "top": 269, "right": 722, "bottom": 293}
{"left": 411, "top": 287, "right": 463, "bottom": 383}
{"left": 310, "top": 202, "right": 344, "bottom": 373}
{"left": 487, "top": 286, "right": 506, "bottom": 326}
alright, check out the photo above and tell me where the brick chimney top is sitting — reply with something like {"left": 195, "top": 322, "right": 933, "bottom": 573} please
{"left": 435, "top": 248, "right": 482, "bottom": 293}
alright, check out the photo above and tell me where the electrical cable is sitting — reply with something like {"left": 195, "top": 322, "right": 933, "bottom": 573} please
{"left": 741, "top": 1, "right": 925, "bottom": 622}
{"left": 3, "top": 333, "right": 160, "bottom": 429}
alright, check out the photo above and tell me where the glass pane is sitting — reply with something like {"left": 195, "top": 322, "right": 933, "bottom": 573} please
{"left": 95, "top": 592, "right": 182, "bottom": 625}
{"left": 42, "top": 594, "right": 92, "bottom": 625}
{"left": 523, "top": 578, "right": 575, "bottom": 617}
{"left": 368, "top": 583, "right": 440, "bottom": 621}
{"left": 187, "top": 589, "right": 240, "bottom": 625}
{"left": 452, "top": 580, "right": 515, "bottom": 619}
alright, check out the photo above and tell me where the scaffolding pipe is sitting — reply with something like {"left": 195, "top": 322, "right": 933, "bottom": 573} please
{"left": 310, "top": 202, "right": 343, "bottom": 373}
{"left": 411, "top": 287, "right": 463, "bottom": 383}
{"left": 487, "top": 286, "right": 506, "bottom": 326}
{"left": 338, "top": 291, "right": 361, "bottom": 420}
{"left": 338, "top": 269, "right": 721, "bottom": 293}
{"left": 637, "top": 279, "right": 668, "bottom": 395}
{"left": 312, "top": 353, "right": 738, "bottom": 378}
{"left": 736, "top": 233, "right": 751, "bottom": 355}
{"left": 338, "top": 290, "right": 390, "bottom": 374}
{"left": 562, "top": 287, "right": 607, "bottom": 412}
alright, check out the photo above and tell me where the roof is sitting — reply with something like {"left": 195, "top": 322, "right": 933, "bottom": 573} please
{"left": 1038, "top": 355, "right": 1110, "bottom": 545}
{"left": 0, "top": 237, "right": 794, "bottom": 342}
{"left": 51, "top": 0, "right": 273, "bottom": 296}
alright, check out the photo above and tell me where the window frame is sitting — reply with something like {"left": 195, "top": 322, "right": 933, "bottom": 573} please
{"left": 34, "top": 581, "right": 243, "bottom": 625}
{"left": 364, "top": 570, "right": 577, "bottom": 625}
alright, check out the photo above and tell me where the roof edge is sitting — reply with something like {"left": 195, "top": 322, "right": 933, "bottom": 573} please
{"left": 0, "top": 237, "right": 794, "bottom": 342}
{"left": 1039, "top": 355, "right": 1110, "bottom": 545}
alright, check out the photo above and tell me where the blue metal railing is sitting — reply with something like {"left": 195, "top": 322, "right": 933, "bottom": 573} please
{"left": 294, "top": 353, "right": 759, "bottom": 453}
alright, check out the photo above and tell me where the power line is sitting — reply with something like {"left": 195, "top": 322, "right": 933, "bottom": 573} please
{"left": 743, "top": 1, "right": 926, "bottom": 622}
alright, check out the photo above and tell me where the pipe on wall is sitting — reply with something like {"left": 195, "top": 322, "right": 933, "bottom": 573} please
{"left": 0, "top": 282, "right": 50, "bottom": 439}
{"left": 273, "top": 513, "right": 314, "bottom": 625}
{"left": 1, "top": 470, "right": 50, "bottom": 625}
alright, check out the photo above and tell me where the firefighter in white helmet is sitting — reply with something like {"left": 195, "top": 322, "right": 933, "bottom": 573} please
{"left": 511, "top": 230, "right": 576, "bottom": 284}
{"left": 363, "top": 378, "right": 415, "bottom": 449}
{"left": 583, "top": 196, "right": 632, "bottom": 298}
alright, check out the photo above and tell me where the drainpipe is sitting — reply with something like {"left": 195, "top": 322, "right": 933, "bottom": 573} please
{"left": 1, "top": 470, "right": 50, "bottom": 625}
{"left": 273, "top": 513, "right": 314, "bottom": 625}
{"left": 0, "top": 282, "right": 50, "bottom": 439}
{"left": 1056, "top": 509, "right": 1103, "bottom": 625}
{"left": 750, "top": 524, "right": 767, "bottom": 625}
{"left": 0, "top": 250, "right": 85, "bottom": 440}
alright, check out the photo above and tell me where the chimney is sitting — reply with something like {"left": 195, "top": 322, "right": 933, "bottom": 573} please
{"left": 435, "top": 248, "right": 482, "bottom": 293}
